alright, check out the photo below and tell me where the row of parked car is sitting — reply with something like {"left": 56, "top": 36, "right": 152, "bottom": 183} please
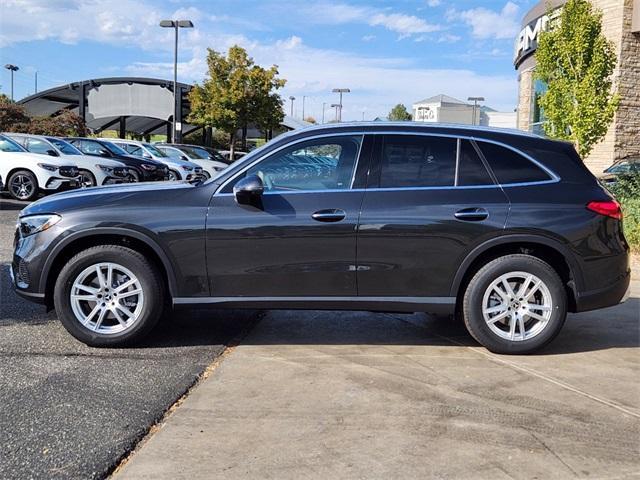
{"left": 0, "top": 133, "right": 235, "bottom": 201}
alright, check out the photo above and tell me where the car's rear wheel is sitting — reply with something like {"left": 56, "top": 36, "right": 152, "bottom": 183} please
{"left": 462, "top": 254, "right": 567, "bottom": 354}
{"left": 8, "top": 170, "right": 38, "bottom": 201}
{"left": 54, "top": 245, "right": 164, "bottom": 347}
{"left": 78, "top": 169, "right": 96, "bottom": 188}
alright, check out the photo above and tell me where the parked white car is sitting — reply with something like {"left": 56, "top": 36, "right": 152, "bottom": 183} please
{"left": 103, "top": 139, "right": 203, "bottom": 181}
{"left": 4, "top": 133, "right": 130, "bottom": 188}
{"left": 0, "top": 134, "right": 80, "bottom": 201}
{"left": 154, "top": 144, "right": 226, "bottom": 180}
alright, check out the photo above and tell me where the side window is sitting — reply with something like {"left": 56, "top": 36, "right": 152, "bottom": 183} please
{"left": 241, "top": 135, "right": 362, "bottom": 192}
{"left": 457, "top": 140, "right": 494, "bottom": 186}
{"left": 478, "top": 141, "right": 551, "bottom": 184}
{"left": 379, "top": 135, "right": 456, "bottom": 188}
{"left": 27, "top": 138, "right": 53, "bottom": 155}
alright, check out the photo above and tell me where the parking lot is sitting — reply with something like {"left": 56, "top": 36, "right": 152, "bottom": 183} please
{"left": 1, "top": 196, "right": 639, "bottom": 479}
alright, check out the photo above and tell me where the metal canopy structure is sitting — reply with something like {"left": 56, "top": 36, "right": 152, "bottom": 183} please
{"left": 18, "top": 77, "right": 197, "bottom": 141}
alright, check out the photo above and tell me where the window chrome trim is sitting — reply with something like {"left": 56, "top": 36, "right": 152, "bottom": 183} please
{"left": 215, "top": 130, "right": 560, "bottom": 196}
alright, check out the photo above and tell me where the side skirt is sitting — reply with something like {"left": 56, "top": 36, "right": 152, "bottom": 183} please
{"left": 172, "top": 296, "right": 456, "bottom": 315}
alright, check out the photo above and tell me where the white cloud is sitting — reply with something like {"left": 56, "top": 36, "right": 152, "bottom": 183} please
{"left": 361, "top": 35, "right": 376, "bottom": 42}
{"left": 304, "top": 2, "right": 441, "bottom": 38}
{"left": 437, "top": 33, "right": 461, "bottom": 43}
{"left": 427, "top": 0, "right": 442, "bottom": 7}
{"left": 455, "top": 2, "right": 520, "bottom": 40}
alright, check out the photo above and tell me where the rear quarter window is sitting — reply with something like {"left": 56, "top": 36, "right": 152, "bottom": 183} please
{"left": 478, "top": 141, "right": 551, "bottom": 184}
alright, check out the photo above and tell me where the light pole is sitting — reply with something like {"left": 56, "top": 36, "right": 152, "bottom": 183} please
{"left": 322, "top": 102, "right": 326, "bottom": 124}
{"left": 159, "top": 19, "right": 194, "bottom": 143}
{"left": 467, "top": 96, "right": 484, "bottom": 126}
{"left": 332, "top": 88, "right": 350, "bottom": 122}
{"left": 34, "top": 71, "right": 38, "bottom": 94}
{"left": 289, "top": 96, "right": 296, "bottom": 117}
{"left": 302, "top": 95, "right": 306, "bottom": 120}
{"left": 331, "top": 103, "right": 340, "bottom": 122}
{"left": 4, "top": 64, "right": 19, "bottom": 100}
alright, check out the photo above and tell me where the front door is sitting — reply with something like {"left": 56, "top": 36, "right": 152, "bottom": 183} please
{"left": 206, "top": 134, "right": 370, "bottom": 297}
{"left": 356, "top": 134, "right": 510, "bottom": 298}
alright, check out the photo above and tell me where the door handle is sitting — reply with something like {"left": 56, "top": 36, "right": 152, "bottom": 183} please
{"left": 312, "top": 209, "right": 346, "bottom": 222}
{"left": 454, "top": 207, "right": 489, "bottom": 222}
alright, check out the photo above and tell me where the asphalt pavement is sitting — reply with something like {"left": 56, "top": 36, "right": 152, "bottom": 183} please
{"left": 0, "top": 198, "right": 258, "bottom": 479}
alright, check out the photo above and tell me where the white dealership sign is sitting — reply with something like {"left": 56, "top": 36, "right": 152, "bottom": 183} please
{"left": 514, "top": 9, "right": 561, "bottom": 67}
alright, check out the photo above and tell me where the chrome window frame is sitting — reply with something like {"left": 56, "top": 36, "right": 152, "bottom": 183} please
{"left": 215, "top": 131, "right": 560, "bottom": 197}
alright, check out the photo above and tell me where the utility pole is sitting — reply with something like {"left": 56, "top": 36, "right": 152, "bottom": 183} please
{"left": 159, "top": 19, "right": 194, "bottom": 142}
{"left": 289, "top": 96, "right": 295, "bottom": 117}
{"left": 302, "top": 95, "right": 306, "bottom": 120}
{"left": 467, "top": 96, "right": 485, "bottom": 126}
{"left": 34, "top": 71, "right": 38, "bottom": 94}
{"left": 322, "top": 102, "right": 326, "bottom": 124}
{"left": 4, "top": 64, "right": 19, "bottom": 100}
{"left": 332, "top": 88, "right": 350, "bottom": 122}
{"left": 331, "top": 103, "right": 340, "bottom": 122}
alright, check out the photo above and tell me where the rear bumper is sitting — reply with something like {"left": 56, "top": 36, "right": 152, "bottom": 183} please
{"left": 574, "top": 269, "right": 631, "bottom": 312}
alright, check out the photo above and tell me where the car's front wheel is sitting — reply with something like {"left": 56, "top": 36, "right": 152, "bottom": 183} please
{"left": 8, "top": 170, "right": 38, "bottom": 201}
{"left": 168, "top": 169, "right": 180, "bottom": 181}
{"left": 462, "top": 254, "right": 567, "bottom": 354}
{"left": 54, "top": 245, "right": 165, "bottom": 347}
{"left": 78, "top": 169, "right": 96, "bottom": 188}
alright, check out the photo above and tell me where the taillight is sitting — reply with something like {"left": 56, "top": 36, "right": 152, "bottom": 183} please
{"left": 587, "top": 200, "right": 622, "bottom": 220}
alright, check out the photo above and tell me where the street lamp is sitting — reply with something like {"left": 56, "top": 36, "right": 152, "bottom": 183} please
{"left": 302, "top": 95, "right": 306, "bottom": 120}
{"left": 159, "top": 19, "right": 194, "bottom": 143}
{"left": 289, "top": 96, "right": 296, "bottom": 117}
{"left": 467, "top": 96, "right": 485, "bottom": 126}
{"left": 322, "top": 102, "right": 326, "bottom": 124}
{"left": 4, "top": 64, "right": 19, "bottom": 100}
{"left": 332, "top": 88, "right": 350, "bottom": 122}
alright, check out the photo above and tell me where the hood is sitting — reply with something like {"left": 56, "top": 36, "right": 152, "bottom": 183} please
{"left": 21, "top": 180, "right": 195, "bottom": 217}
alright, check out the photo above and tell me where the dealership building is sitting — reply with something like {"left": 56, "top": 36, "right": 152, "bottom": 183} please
{"left": 515, "top": 0, "right": 640, "bottom": 173}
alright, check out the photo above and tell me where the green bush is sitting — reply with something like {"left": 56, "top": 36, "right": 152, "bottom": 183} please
{"left": 609, "top": 173, "right": 640, "bottom": 252}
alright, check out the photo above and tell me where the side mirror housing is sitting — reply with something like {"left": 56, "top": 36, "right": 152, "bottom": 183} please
{"left": 233, "top": 174, "right": 264, "bottom": 206}
{"left": 98, "top": 149, "right": 111, "bottom": 157}
{"left": 46, "top": 149, "right": 59, "bottom": 157}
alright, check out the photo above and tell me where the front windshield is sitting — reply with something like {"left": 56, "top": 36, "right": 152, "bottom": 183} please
{"left": 143, "top": 143, "right": 168, "bottom": 157}
{"left": 160, "top": 147, "right": 183, "bottom": 160}
{"left": 607, "top": 162, "right": 631, "bottom": 174}
{"left": 180, "top": 146, "right": 208, "bottom": 160}
{"left": 0, "top": 135, "right": 25, "bottom": 152}
{"left": 102, "top": 141, "right": 130, "bottom": 156}
{"left": 48, "top": 137, "right": 82, "bottom": 155}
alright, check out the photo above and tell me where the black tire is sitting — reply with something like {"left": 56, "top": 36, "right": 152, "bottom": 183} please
{"left": 78, "top": 169, "right": 96, "bottom": 188}
{"left": 168, "top": 169, "right": 181, "bottom": 181}
{"left": 462, "top": 254, "right": 567, "bottom": 355}
{"left": 54, "top": 245, "right": 165, "bottom": 347}
{"left": 8, "top": 170, "right": 39, "bottom": 201}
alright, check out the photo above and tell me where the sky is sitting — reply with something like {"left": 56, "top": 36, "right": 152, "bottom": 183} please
{"left": 0, "top": 0, "right": 535, "bottom": 121}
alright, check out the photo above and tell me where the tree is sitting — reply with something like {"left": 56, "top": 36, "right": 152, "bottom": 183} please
{"left": 28, "top": 111, "right": 88, "bottom": 136}
{"left": 0, "top": 97, "right": 31, "bottom": 132}
{"left": 187, "top": 45, "right": 286, "bottom": 159}
{"left": 535, "top": 0, "right": 618, "bottom": 158}
{"left": 388, "top": 104, "right": 412, "bottom": 121}
{"left": 304, "top": 116, "right": 317, "bottom": 124}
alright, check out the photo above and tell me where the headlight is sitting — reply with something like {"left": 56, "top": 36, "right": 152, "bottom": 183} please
{"left": 38, "top": 163, "right": 58, "bottom": 172}
{"left": 97, "top": 164, "right": 114, "bottom": 173}
{"left": 140, "top": 164, "right": 157, "bottom": 171}
{"left": 181, "top": 165, "right": 193, "bottom": 171}
{"left": 18, "top": 214, "right": 61, "bottom": 237}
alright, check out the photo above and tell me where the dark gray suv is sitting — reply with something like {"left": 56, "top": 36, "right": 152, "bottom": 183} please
{"left": 12, "top": 123, "right": 630, "bottom": 354}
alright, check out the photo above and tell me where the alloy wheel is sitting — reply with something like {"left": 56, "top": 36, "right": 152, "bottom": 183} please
{"left": 79, "top": 172, "right": 95, "bottom": 188}
{"left": 70, "top": 262, "right": 144, "bottom": 334}
{"left": 10, "top": 175, "right": 35, "bottom": 200}
{"left": 481, "top": 271, "right": 553, "bottom": 341}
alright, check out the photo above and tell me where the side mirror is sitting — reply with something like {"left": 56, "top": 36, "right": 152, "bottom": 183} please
{"left": 98, "top": 149, "right": 111, "bottom": 157}
{"left": 46, "top": 149, "right": 59, "bottom": 157}
{"left": 233, "top": 174, "right": 264, "bottom": 206}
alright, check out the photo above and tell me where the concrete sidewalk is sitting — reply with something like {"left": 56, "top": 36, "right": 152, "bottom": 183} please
{"left": 115, "top": 281, "right": 640, "bottom": 480}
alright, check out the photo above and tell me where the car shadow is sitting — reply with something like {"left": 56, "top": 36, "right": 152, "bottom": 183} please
{"left": 0, "top": 196, "right": 33, "bottom": 211}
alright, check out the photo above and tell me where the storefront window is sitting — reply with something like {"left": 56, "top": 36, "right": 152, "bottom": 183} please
{"left": 530, "top": 78, "right": 548, "bottom": 136}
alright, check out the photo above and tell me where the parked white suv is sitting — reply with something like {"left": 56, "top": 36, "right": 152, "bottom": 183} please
{"left": 0, "top": 134, "right": 80, "bottom": 201}
{"left": 155, "top": 144, "right": 226, "bottom": 180}
{"left": 104, "top": 139, "right": 203, "bottom": 181}
{"left": 5, "top": 133, "right": 129, "bottom": 187}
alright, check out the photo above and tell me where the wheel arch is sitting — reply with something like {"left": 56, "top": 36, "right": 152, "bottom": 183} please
{"left": 451, "top": 235, "right": 582, "bottom": 312}
{"left": 4, "top": 167, "right": 39, "bottom": 191}
{"left": 41, "top": 228, "right": 178, "bottom": 308}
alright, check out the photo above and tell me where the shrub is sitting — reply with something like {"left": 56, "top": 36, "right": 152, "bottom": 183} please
{"left": 609, "top": 173, "right": 640, "bottom": 252}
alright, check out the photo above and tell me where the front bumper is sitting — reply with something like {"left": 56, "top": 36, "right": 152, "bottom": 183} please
{"left": 43, "top": 177, "right": 81, "bottom": 191}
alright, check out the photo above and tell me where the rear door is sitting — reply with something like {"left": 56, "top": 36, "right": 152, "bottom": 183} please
{"left": 356, "top": 134, "right": 510, "bottom": 298}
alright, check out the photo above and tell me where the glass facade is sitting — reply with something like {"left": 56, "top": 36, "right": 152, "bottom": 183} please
{"left": 530, "top": 78, "right": 548, "bottom": 136}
